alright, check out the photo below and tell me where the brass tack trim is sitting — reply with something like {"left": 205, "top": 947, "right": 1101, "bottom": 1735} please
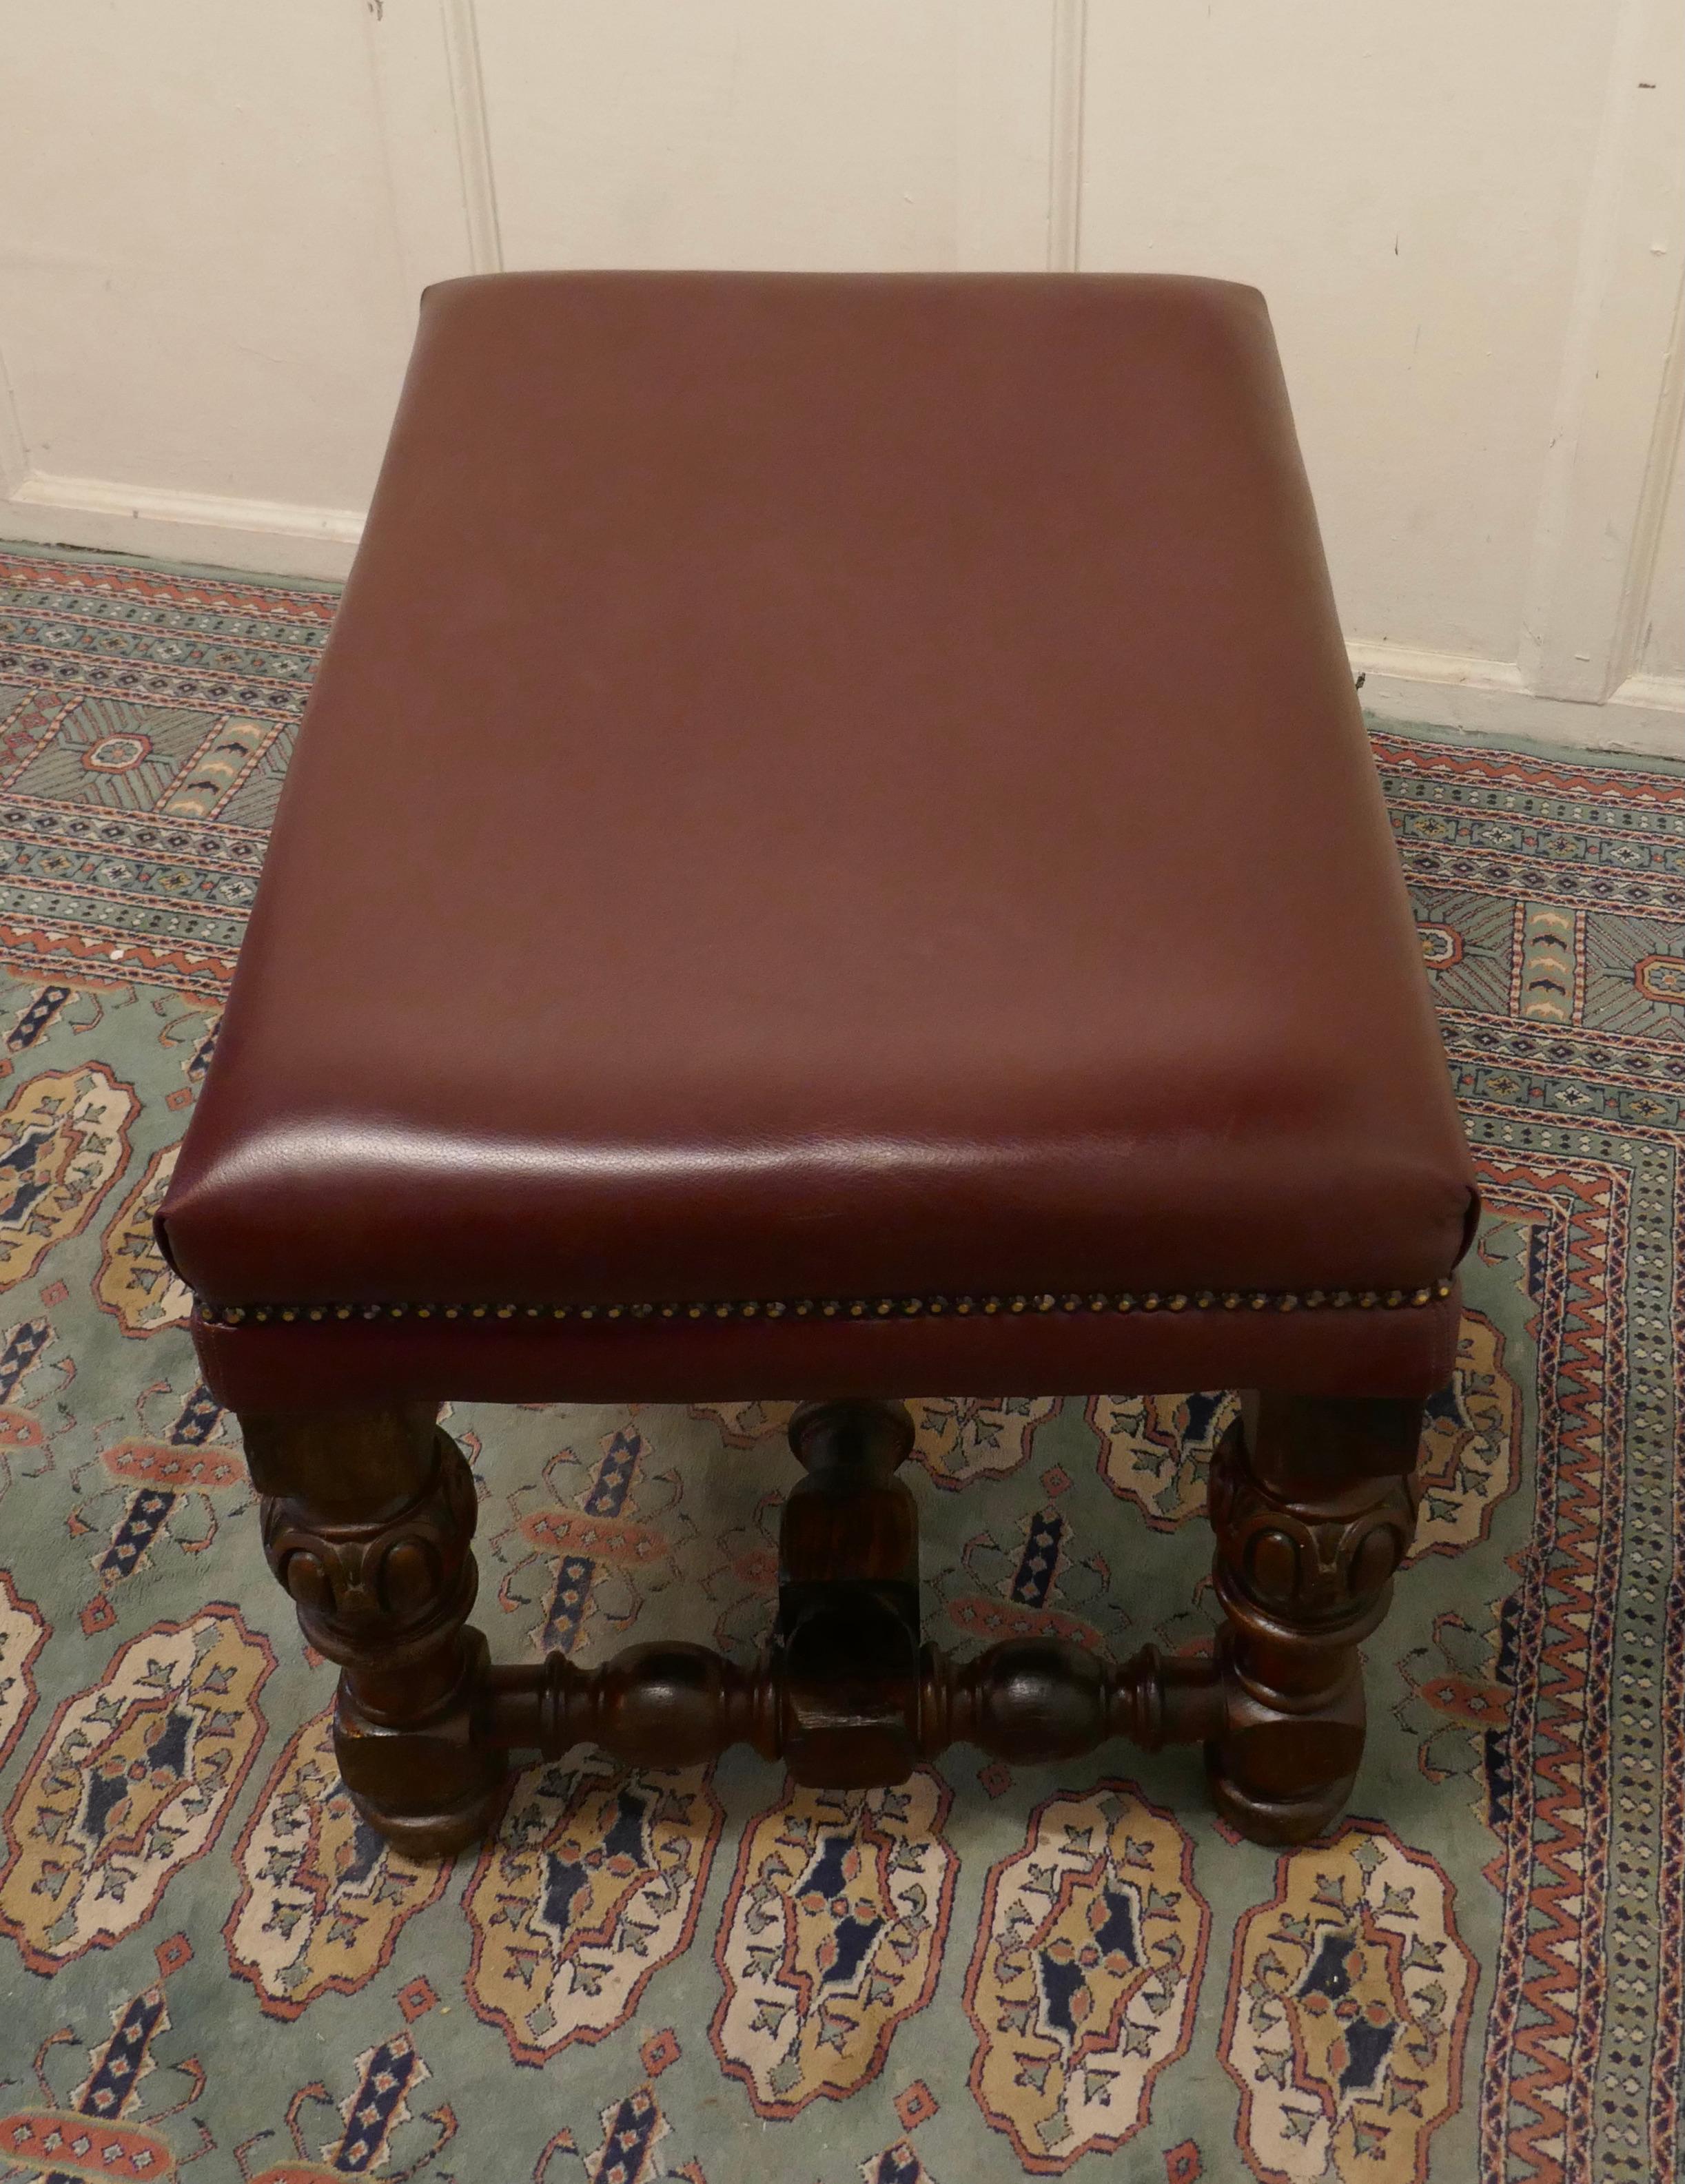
{"left": 195, "top": 1275, "right": 1456, "bottom": 1331}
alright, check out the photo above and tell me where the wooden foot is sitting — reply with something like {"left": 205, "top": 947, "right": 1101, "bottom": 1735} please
{"left": 1206, "top": 1392, "right": 1422, "bottom": 1844}
{"left": 242, "top": 1404, "right": 506, "bottom": 1857}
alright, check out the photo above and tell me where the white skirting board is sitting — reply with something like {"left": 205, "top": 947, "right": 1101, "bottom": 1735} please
{"left": 2, "top": 479, "right": 1680, "bottom": 762}
{"left": 1, "top": 473, "right": 364, "bottom": 586}
{"left": 1351, "top": 643, "right": 1683, "bottom": 762}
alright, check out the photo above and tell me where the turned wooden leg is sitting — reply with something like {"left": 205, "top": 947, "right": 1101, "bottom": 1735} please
{"left": 1207, "top": 1392, "right": 1422, "bottom": 1846}
{"left": 241, "top": 1403, "right": 504, "bottom": 1857}
{"left": 777, "top": 1398, "right": 922, "bottom": 1787}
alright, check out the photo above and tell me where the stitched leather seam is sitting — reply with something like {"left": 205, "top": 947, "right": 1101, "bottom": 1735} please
{"left": 196, "top": 1277, "right": 1456, "bottom": 1330}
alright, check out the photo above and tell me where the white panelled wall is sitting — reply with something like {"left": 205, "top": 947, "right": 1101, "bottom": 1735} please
{"left": 0, "top": 0, "right": 1679, "bottom": 756}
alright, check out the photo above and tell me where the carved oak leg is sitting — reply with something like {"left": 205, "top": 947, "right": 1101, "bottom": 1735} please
{"left": 1207, "top": 1392, "right": 1422, "bottom": 1845}
{"left": 241, "top": 1404, "right": 504, "bottom": 1857}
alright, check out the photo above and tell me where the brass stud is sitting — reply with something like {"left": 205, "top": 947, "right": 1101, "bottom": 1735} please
{"left": 224, "top": 1306, "right": 245, "bottom": 1326}
{"left": 821, "top": 1301, "right": 839, "bottom": 1317}
{"left": 766, "top": 1301, "right": 785, "bottom": 1318}
{"left": 1411, "top": 1287, "right": 1431, "bottom": 1306}
{"left": 876, "top": 1299, "right": 895, "bottom": 1317}
{"left": 1114, "top": 1294, "right": 1134, "bottom": 1312}
{"left": 1249, "top": 1293, "right": 1268, "bottom": 1310}
{"left": 927, "top": 1298, "right": 944, "bottom": 1315}
{"left": 1142, "top": 1292, "right": 1161, "bottom": 1312}
{"left": 1168, "top": 1294, "right": 1188, "bottom": 1312}
{"left": 1223, "top": 1292, "right": 1242, "bottom": 1310}
{"left": 1358, "top": 1291, "right": 1377, "bottom": 1309}
{"left": 1278, "top": 1294, "right": 1298, "bottom": 1311}
{"left": 1195, "top": 1290, "right": 1214, "bottom": 1310}
{"left": 903, "top": 1298, "right": 922, "bottom": 1315}
{"left": 1305, "top": 1290, "right": 1325, "bottom": 1308}
{"left": 1331, "top": 1290, "right": 1351, "bottom": 1308}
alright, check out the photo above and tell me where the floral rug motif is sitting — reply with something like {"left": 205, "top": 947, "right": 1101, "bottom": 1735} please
{"left": 0, "top": 542, "right": 1680, "bottom": 2184}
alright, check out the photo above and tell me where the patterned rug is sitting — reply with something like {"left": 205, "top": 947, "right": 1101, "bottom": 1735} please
{"left": 0, "top": 540, "right": 1679, "bottom": 2184}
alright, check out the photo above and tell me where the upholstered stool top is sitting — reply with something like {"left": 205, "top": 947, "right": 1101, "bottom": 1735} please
{"left": 161, "top": 271, "right": 1475, "bottom": 1409}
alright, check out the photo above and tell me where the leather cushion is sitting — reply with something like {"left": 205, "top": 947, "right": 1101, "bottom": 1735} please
{"left": 160, "top": 271, "right": 1476, "bottom": 1360}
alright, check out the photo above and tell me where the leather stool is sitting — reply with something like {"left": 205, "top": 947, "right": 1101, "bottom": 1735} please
{"left": 159, "top": 271, "right": 1477, "bottom": 1857}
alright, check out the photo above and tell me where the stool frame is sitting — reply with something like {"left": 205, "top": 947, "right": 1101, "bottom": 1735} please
{"left": 244, "top": 1388, "right": 1423, "bottom": 1853}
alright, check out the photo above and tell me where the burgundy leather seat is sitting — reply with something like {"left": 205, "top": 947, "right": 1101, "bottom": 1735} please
{"left": 161, "top": 271, "right": 1475, "bottom": 1410}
